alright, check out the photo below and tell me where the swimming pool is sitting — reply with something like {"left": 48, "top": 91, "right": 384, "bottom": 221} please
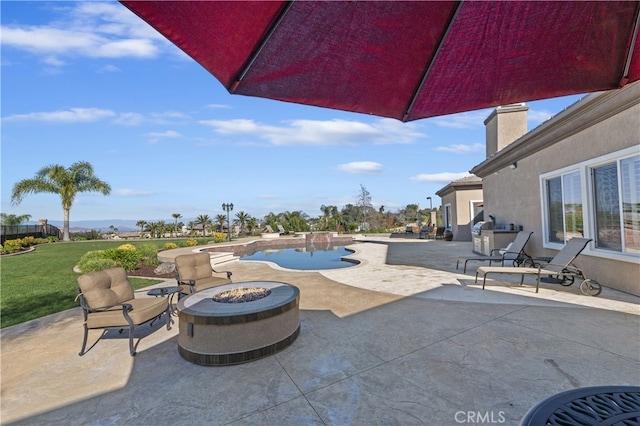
{"left": 239, "top": 246, "right": 357, "bottom": 270}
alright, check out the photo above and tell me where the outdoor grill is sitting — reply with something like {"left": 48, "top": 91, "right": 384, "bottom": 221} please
{"left": 472, "top": 221, "right": 494, "bottom": 236}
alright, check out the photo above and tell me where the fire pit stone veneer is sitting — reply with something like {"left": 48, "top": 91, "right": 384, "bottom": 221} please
{"left": 177, "top": 281, "right": 300, "bottom": 366}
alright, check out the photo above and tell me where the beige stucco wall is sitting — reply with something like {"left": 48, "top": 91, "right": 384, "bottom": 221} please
{"left": 440, "top": 188, "right": 483, "bottom": 241}
{"left": 454, "top": 189, "right": 483, "bottom": 241}
{"left": 485, "top": 104, "right": 529, "bottom": 157}
{"left": 480, "top": 90, "right": 640, "bottom": 295}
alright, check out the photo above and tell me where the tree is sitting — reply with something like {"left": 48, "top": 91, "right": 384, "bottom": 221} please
{"left": 356, "top": 184, "right": 373, "bottom": 231}
{"left": 246, "top": 217, "right": 257, "bottom": 235}
{"left": 0, "top": 213, "right": 32, "bottom": 226}
{"left": 172, "top": 213, "right": 182, "bottom": 237}
{"left": 136, "top": 220, "right": 147, "bottom": 237}
{"left": 215, "top": 214, "right": 226, "bottom": 233}
{"left": 10, "top": 161, "right": 111, "bottom": 241}
{"left": 235, "top": 211, "right": 250, "bottom": 235}
{"left": 195, "top": 214, "right": 212, "bottom": 236}
{"left": 187, "top": 221, "right": 197, "bottom": 236}
{"left": 319, "top": 205, "right": 333, "bottom": 231}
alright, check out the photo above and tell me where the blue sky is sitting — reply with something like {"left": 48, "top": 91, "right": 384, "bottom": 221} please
{"left": 1, "top": 1, "right": 584, "bottom": 224}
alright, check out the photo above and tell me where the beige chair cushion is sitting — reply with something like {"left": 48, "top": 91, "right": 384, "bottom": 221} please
{"left": 178, "top": 276, "right": 230, "bottom": 294}
{"left": 85, "top": 297, "right": 168, "bottom": 328}
{"left": 174, "top": 252, "right": 212, "bottom": 281}
{"left": 175, "top": 252, "right": 231, "bottom": 293}
{"left": 78, "top": 267, "right": 134, "bottom": 309}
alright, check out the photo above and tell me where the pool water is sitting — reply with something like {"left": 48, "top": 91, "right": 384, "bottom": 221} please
{"left": 239, "top": 246, "right": 357, "bottom": 270}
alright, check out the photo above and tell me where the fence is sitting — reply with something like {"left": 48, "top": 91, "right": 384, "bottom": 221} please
{"left": 0, "top": 224, "right": 63, "bottom": 244}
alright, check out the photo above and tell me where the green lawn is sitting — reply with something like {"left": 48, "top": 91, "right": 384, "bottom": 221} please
{"left": 0, "top": 239, "right": 201, "bottom": 328}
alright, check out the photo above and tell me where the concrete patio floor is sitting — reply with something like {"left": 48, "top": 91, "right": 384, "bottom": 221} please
{"left": 2, "top": 236, "right": 639, "bottom": 425}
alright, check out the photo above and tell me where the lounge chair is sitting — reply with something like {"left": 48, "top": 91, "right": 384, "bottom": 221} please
{"left": 405, "top": 225, "right": 414, "bottom": 234}
{"left": 277, "top": 224, "right": 288, "bottom": 234}
{"left": 264, "top": 224, "right": 275, "bottom": 233}
{"left": 174, "top": 252, "right": 233, "bottom": 295}
{"left": 76, "top": 267, "right": 171, "bottom": 356}
{"left": 434, "top": 226, "right": 445, "bottom": 239}
{"left": 475, "top": 237, "right": 601, "bottom": 295}
{"left": 457, "top": 231, "right": 533, "bottom": 273}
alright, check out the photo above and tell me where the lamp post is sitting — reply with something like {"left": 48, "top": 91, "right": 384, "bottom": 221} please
{"left": 426, "top": 196, "right": 432, "bottom": 210}
{"left": 222, "top": 203, "right": 233, "bottom": 241}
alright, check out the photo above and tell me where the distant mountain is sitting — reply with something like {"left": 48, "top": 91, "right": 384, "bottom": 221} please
{"left": 26, "top": 218, "right": 194, "bottom": 233}
{"left": 29, "top": 219, "right": 139, "bottom": 232}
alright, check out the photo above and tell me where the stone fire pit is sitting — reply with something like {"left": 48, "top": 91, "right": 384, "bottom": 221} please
{"left": 177, "top": 281, "right": 300, "bottom": 366}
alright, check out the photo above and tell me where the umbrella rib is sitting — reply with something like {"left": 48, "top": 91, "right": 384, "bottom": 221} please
{"left": 231, "top": 1, "right": 295, "bottom": 92}
{"left": 621, "top": 4, "right": 640, "bottom": 85}
{"left": 402, "top": 0, "right": 464, "bottom": 122}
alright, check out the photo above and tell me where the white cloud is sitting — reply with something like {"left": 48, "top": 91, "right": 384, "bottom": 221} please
{"left": 0, "top": 2, "right": 173, "bottom": 62}
{"left": 96, "top": 64, "right": 121, "bottom": 73}
{"left": 2, "top": 107, "right": 116, "bottom": 123}
{"left": 527, "top": 108, "right": 554, "bottom": 127}
{"left": 114, "top": 189, "right": 154, "bottom": 197}
{"left": 42, "top": 55, "right": 65, "bottom": 67}
{"left": 206, "top": 104, "right": 232, "bottom": 109}
{"left": 430, "top": 110, "right": 490, "bottom": 129}
{"left": 199, "top": 118, "right": 426, "bottom": 147}
{"left": 337, "top": 161, "right": 383, "bottom": 174}
{"left": 147, "top": 130, "right": 182, "bottom": 144}
{"left": 435, "top": 143, "right": 484, "bottom": 154}
{"left": 411, "top": 172, "right": 472, "bottom": 183}
{"left": 112, "top": 112, "right": 145, "bottom": 126}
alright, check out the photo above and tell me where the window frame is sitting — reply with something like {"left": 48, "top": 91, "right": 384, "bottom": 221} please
{"left": 539, "top": 146, "right": 639, "bottom": 263}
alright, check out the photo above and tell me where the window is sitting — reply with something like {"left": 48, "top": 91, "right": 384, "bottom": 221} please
{"left": 541, "top": 149, "right": 639, "bottom": 260}
{"left": 444, "top": 204, "right": 452, "bottom": 229}
{"left": 592, "top": 155, "right": 640, "bottom": 254}
{"left": 545, "top": 171, "right": 583, "bottom": 244}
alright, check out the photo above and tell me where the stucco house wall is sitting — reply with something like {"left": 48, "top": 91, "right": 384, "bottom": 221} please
{"left": 472, "top": 83, "right": 640, "bottom": 295}
{"left": 436, "top": 176, "right": 483, "bottom": 241}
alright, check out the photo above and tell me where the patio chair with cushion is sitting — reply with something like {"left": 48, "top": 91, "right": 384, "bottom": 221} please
{"left": 174, "top": 252, "right": 232, "bottom": 295}
{"left": 457, "top": 231, "right": 533, "bottom": 273}
{"left": 475, "top": 237, "right": 601, "bottom": 295}
{"left": 76, "top": 267, "right": 171, "bottom": 356}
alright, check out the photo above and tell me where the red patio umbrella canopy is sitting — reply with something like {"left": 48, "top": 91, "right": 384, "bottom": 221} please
{"left": 120, "top": 1, "right": 640, "bottom": 122}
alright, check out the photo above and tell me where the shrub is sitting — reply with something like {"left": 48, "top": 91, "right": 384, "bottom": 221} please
{"left": 103, "top": 248, "right": 143, "bottom": 271}
{"left": 117, "top": 243, "right": 137, "bottom": 251}
{"left": 137, "top": 243, "right": 160, "bottom": 267}
{"left": 212, "top": 232, "right": 227, "bottom": 243}
{"left": 77, "top": 250, "right": 112, "bottom": 272}
{"left": 78, "top": 257, "right": 119, "bottom": 273}
{"left": 1, "top": 239, "right": 23, "bottom": 254}
{"left": 73, "top": 229, "right": 102, "bottom": 241}
{"left": 185, "top": 238, "right": 199, "bottom": 247}
{"left": 21, "top": 236, "right": 36, "bottom": 247}
{"left": 163, "top": 242, "right": 178, "bottom": 250}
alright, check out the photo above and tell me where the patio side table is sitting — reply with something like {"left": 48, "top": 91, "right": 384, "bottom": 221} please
{"left": 147, "top": 286, "right": 182, "bottom": 316}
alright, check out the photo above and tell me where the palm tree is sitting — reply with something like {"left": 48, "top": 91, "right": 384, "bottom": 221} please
{"left": 195, "top": 214, "right": 212, "bottom": 236}
{"left": 0, "top": 213, "right": 32, "bottom": 226}
{"left": 188, "top": 221, "right": 197, "bottom": 236}
{"left": 320, "top": 204, "right": 335, "bottom": 231}
{"left": 216, "top": 214, "right": 226, "bottom": 233}
{"left": 172, "top": 213, "right": 182, "bottom": 237}
{"left": 10, "top": 161, "right": 110, "bottom": 241}
{"left": 235, "top": 211, "right": 250, "bottom": 235}
{"left": 136, "top": 220, "right": 147, "bottom": 237}
{"left": 246, "top": 217, "right": 257, "bottom": 235}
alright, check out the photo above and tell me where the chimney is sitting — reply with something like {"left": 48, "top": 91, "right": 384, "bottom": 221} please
{"left": 484, "top": 103, "right": 529, "bottom": 158}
